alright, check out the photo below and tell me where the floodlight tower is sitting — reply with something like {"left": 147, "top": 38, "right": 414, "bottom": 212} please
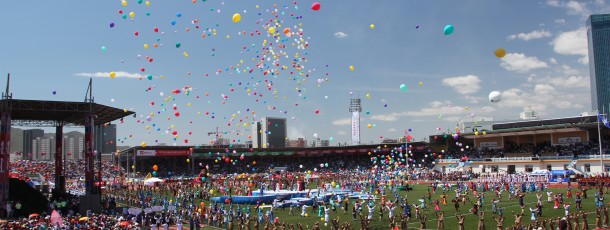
{"left": 349, "top": 97, "right": 362, "bottom": 145}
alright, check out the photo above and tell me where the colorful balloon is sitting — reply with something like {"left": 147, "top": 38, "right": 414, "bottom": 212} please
{"left": 311, "top": 2, "right": 321, "bottom": 11}
{"left": 494, "top": 48, "right": 506, "bottom": 58}
{"left": 443, "top": 25, "right": 454, "bottom": 35}
{"left": 109, "top": 72, "right": 116, "bottom": 79}
{"left": 400, "top": 84, "right": 407, "bottom": 91}
{"left": 232, "top": 13, "right": 241, "bottom": 23}
{"left": 489, "top": 91, "right": 502, "bottom": 102}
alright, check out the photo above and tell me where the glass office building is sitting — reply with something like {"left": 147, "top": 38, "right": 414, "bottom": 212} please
{"left": 588, "top": 14, "right": 610, "bottom": 113}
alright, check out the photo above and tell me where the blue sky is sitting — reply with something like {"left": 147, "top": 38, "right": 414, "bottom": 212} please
{"left": 0, "top": 0, "right": 606, "bottom": 147}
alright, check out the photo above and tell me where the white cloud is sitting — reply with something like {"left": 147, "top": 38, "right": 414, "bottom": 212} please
{"left": 441, "top": 75, "right": 481, "bottom": 95}
{"left": 551, "top": 27, "right": 588, "bottom": 64}
{"left": 546, "top": 0, "right": 589, "bottom": 17}
{"left": 74, "top": 71, "right": 144, "bottom": 79}
{"left": 554, "top": 19, "right": 566, "bottom": 24}
{"left": 498, "top": 84, "right": 586, "bottom": 115}
{"left": 549, "top": 58, "right": 558, "bottom": 64}
{"left": 507, "top": 30, "right": 552, "bottom": 41}
{"left": 387, "top": 128, "right": 397, "bottom": 132}
{"left": 332, "top": 118, "right": 352, "bottom": 126}
{"left": 337, "top": 131, "right": 347, "bottom": 135}
{"left": 288, "top": 126, "right": 305, "bottom": 139}
{"left": 370, "top": 114, "right": 399, "bottom": 121}
{"left": 334, "top": 32, "right": 348, "bottom": 39}
{"left": 500, "top": 53, "right": 549, "bottom": 73}
{"left": 548, "top": 75, "right": 590, "bottom": 88}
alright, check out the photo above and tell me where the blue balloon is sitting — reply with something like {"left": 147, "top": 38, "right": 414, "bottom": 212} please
{"left": 444, "top": 25, "right": 454, "bottom": 35}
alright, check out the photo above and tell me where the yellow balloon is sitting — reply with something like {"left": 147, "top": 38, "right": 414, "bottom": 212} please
{"left": 365, "top": 93, "right": 371, "bottom": 99}
{"left": 369, "top": 24, "right": 375, "bottom": 29}
{"left": 349, "top": 66, "right": 355, "bottom": 71}
{"left": 144, "top": 44, "right": 149, "bottom": 49}
{"left": 232, "top": 13, "right": 241, "bottom": 23}
{"left": 141, "top": 142, "right": 147, "bottom": 147}
{"left": 494, "top": 48, "right": 506, "bottom": 58}
{"left": 129, "top": 12, "right": 135, "bottom": 18}
{"left": 145, "top": 1, "right": 150, "bottom": 6}
{"left": 419, "top": 81, "right": 423, "bottom": 86}
{"left": 109, "top": 72, "right": 116, "bottom": 79}
{"left": 131, "top": 165, "right": 135, "bottom": 169}
{"left": 186, "top": 159, "right": 190, "bottom": 163}
{"left": 122, "top": 1, "right": 127, "bottom": 7}
{"left": 367, "top": 124, "right": 373, "bottom": 129}
{"left": 209, "top": 189, "right": 214, "bottom": 194}
{"left": 268, "top": 27, "right": 276, "bottom": 34}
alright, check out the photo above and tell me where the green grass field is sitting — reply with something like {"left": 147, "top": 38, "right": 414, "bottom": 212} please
{"left": 187, "top": 184, "right": 603, "bottom": 229}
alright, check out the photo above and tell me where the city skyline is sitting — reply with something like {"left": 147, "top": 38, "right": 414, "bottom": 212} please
{"left": 0, "top": 1, "right": 608, "bottom": 147}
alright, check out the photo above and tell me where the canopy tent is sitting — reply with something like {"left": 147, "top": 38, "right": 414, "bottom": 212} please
{"left": 530, "top": 170, "right": 550, "bottom": 176}
{"left": 143, "top": 177, "right": 164, "bottom": 186}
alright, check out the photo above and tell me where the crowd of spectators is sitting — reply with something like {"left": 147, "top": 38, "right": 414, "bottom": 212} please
{"left": 441, "top": 141, "right": 610, "bottom": 160}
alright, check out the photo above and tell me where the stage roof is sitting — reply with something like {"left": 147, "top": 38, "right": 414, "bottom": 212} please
{"left": 0, "top": 99, "right": 135, "bottom": 127}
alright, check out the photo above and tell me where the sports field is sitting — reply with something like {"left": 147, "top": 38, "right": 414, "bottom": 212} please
{"left": 193, "top": 183, "right": 603, "bottom": 229}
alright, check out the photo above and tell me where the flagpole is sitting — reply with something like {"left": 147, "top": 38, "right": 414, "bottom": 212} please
{"left": 598, "top": 111, "right": 604, "bottom": 174}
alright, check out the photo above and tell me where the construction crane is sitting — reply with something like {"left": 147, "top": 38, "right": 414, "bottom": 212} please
{"left": 207, "top": 127, "right": 221, "bottom": 148}
{"left": 207, "top": 127, "right": 245, "bottom": 148}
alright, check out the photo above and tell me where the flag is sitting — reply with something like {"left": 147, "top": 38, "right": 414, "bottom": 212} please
{"left": 144, "top": 172, "right": 152, "bottom": 180}
{"left": 599, "top": 114, "right": 610, "bottom": 129}
{"left": 51, "top": 210, "right": 63, "bottom": 227}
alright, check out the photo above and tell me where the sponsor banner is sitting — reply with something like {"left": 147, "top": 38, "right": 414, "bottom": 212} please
{"left": 137, "top": 149, "right": 191, "bottom": 157}
{"left": 479, "top": 142, "right": 498, "bottom": 148}
{"left": 136, "top": 150, "right": 156, "bottom": 156}
{"left": 155, "top": 150, "right": 191, "bottom": 157}
{"left": 558, "top": 137, "right": 581, "bottom": 145}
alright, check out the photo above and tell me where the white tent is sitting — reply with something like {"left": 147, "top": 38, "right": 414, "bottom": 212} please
{"left": 143, "top": 177, "right": 164, "bottom": 186}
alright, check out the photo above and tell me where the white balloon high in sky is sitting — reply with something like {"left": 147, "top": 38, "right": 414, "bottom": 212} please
{"left": 489, "top": 91, "right": 502, "bottom": 103}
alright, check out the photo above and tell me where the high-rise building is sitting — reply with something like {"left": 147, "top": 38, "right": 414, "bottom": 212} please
{"left": 63, "top": 131, "right": 85, "bottom": 160}
{"left": 23, "top": 129, "right": 44, "bottom": 160}
{"left": 287, "top": 138, "right": 307, "bottom": 148}
{"left": 260, "top": 117, "right": 287, "bottom": 148}
{"left": 311, "top": 138, "right": 330, "bottom": 147}
{"left": 588, "top": 14, "right": 610, "bottom": 112}
{"left": 95, "top": 124, "right": 117, "bottom": 154}
{"left": 32, "top": 134, "right": 55, "bottom": 161}
{"left": 252, "top": 121, "right": 262, "bottom": 148}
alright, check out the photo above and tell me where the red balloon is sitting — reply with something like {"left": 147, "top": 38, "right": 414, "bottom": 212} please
{"left": 154, "top": 27, "right": 159, "bottom": 33}
{"left": 134, "top": 31, "right": 139, "bottom": 36}
{"left": 175, "top": 112, "right": 180, "bottom": 117}
{"left": 172, "top": 131, "right": 178, "bottom": 135}
{"left": 311, "top": 2, "right": 321, "bottom": 11}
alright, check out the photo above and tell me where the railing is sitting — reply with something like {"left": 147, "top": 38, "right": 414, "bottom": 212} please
{"left": 436, "top": 154, "right": 610, "bottom": 163}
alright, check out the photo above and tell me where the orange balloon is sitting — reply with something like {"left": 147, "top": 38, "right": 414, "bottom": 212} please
{"left": 152, "top": 165, "right": 158, "bottom": 171}
{"left": 283, "top": 28, "right": 290, "bottom": 34}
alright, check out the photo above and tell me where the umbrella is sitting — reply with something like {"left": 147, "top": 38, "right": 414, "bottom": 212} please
{"left": 79, "top": 217, "right": 88, "bottom": 221}
{"left": 120, "top": 221, "right": 130, "bottom": 227}
{"left": 29, "top": 213, "right": 39, "bottom": 218}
